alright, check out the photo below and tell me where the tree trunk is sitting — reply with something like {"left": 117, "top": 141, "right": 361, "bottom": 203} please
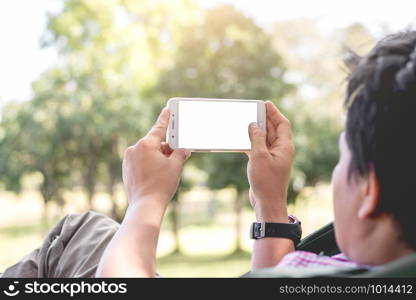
{"left": 40, "top": 180, "right": 52, "bottom": 232}
{"left": 171, "top": 193, "right": 182, "bottom": 254}
{"left": 287, "top": 184, "right": 301, "bottom": 205}
{"left": 108, "top": 175, "right": 123, "bottom": 222}
{"left": 83, "top": 154, "right": 97, "bottom": 211}
{"left": 233, "top": 190, "right": 244, "bottom": 254}
{"left": 84, "top": 177, "right": 95, "bottom": 211}
{"left": 208, "top": 190, "right": 217, "bottom": 219}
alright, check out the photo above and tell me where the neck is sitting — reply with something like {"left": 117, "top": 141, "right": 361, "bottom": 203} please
{"left": 348, "top": 214, "right": 414, "bottom": 266}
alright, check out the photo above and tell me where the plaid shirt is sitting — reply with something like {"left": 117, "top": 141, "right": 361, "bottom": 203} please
{"left": 275, "top": 251, "right": 374, "bottom": 269}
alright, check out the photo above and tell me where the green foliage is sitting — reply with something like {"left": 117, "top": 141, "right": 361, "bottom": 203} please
{"left": 159, "top": 5, "right": 292, "bottom": 194}
{"left": 285, "top": 112, "right": 341, "bottom": 204}
{"left": 159, "top": 5, "right": 290, "bottom": 100}
{"left": 294, "top": 116, "right": 340, "bottom": 186}
{"left": 0, "top": 98, "right": 73, "bottom": 206}
{"left": 0, "top": 0, "right": 200, "bottom": 217}
{"left": 0, "top": 2, "right": 352, "bottom": 221}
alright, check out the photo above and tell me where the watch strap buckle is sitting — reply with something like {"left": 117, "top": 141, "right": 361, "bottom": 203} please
{"left": 250, "top": 222, "right": 266, "bottom": 239}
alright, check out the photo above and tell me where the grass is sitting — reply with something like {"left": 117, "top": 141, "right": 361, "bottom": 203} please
{"left": 0, "top": 183, "right": 334, "bottom": 277}
{"left": 0, "top": 219, "right": 252, "bottom": 277}
{"left": 0, "top": 218, "right": 58, "bottom": 237}
{"left": 157, "top": 251, "right": 251, "bottom": 277}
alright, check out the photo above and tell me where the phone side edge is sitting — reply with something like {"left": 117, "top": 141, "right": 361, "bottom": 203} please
{"left": 257, "top": 100, "right": 267, "bottom": 132}
{"left": 167, "top": 99, "right": 179, "bottom": 149}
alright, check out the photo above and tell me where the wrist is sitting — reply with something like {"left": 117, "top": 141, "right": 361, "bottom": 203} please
{"left": 254, "top": 203, "right": 288, "bottom": 223}
{"left": 129, "top": 192, "right": 170, "bottom": 208}
{"left": 127, "top": 195, "right": 170, "bottom": 223}
{"left": 251, "top": 191, "right": 288, "bottom": 222}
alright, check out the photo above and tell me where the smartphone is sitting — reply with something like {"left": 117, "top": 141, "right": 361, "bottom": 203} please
{"left": 167, "top": 97, "right": 266, "bottom": 151}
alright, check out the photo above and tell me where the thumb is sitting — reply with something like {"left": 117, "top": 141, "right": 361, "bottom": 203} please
{"left": 170, "top": 149, "right": 192, "bottom": 163}
{"left": 248, "top": 122, "right": 267, "bottom": 152}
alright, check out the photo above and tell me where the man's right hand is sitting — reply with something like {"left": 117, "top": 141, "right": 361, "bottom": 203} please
{"left": 247, "top": 101, "right": 295, "bottom": 222}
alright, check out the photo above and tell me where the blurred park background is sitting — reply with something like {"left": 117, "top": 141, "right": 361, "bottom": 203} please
{"left": 0, "top": 0, "right": 414, "bottom": 277}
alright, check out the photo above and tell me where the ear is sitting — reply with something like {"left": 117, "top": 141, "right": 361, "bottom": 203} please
{"left": 358, "top": 165, "right": 380, "bottom": 219}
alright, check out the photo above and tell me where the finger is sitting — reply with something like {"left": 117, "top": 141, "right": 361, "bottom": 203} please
{"left": 170, "top": 148, "right": 192, "bottom": 163}
{"left": 161, "top": 142, "right": 173, "bottom": 156}
{"left": 266, "top": 101, "right": 292, "bottom": 140}
{"left": 267, "top": 119, "right": 276, "bottom": 146}
{"left": 248, "top": 122, "right": 268, "bottom": 153}
{"left": 145, "top": 107, "right": 170, "bottom": 143}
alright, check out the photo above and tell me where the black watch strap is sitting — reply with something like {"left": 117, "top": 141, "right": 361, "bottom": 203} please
{"left": 250, "top": 215, "right": 302, "bottom": 245}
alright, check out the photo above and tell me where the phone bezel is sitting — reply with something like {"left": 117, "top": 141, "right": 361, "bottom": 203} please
{"left": 166, "top": 97, "right": 266, "bottom": 152}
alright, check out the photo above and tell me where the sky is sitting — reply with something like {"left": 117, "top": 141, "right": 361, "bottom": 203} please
{"left": 0, "top": 0, "right": 415, "bottom": 104}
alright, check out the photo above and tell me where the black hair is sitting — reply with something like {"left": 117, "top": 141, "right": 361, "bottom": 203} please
{"left": 344, "top": 31, "right": 416, "bottom": 250}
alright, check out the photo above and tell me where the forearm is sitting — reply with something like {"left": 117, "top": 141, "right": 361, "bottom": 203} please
{"left": 96, "top": 199, "right": 166, "bottom": 277}
{"left": 251, "top": 205, "right": 295, "bottom": 270}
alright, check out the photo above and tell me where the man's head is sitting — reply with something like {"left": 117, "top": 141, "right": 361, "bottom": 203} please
{"left": 331, "top": 31, "right": 416, "bottom": 264}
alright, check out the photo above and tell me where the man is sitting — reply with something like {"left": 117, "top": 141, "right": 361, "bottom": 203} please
{"left": 2, "top": 31, "right": 415, "bottom": 278}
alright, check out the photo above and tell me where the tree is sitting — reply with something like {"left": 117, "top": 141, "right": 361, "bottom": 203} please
{"left": 158, "top": 5, "right": 292, "bottom": 253}
{"left": 0, "top": 0, "right": 201, "bottom": 221}
{"left": 0, "top": 95, "right": 74, "bottom": 220}
{"left": 269, "top": 20, "right": 375, "bottom": 198}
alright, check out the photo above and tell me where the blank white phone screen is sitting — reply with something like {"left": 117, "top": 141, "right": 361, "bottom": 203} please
{"left": 178, "top": 100, "right": 258, "bottom": 149}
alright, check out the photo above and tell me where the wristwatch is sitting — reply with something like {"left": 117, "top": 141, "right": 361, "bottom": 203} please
{"left": 250, "top": 215, "right": 302, "bottom": 246}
